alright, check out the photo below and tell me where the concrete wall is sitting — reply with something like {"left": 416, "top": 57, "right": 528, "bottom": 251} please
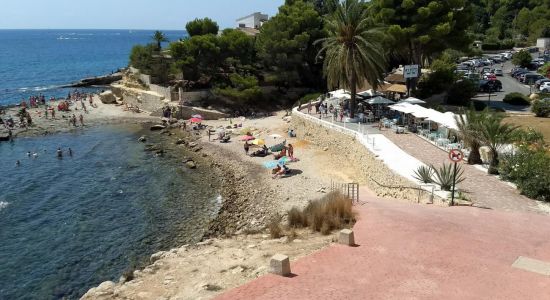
{"left": 291, "top": 111, "right": 446, "bottom": 205}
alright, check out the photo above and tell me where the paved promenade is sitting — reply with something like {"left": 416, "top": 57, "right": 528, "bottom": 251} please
{"left": 217, "top": 189, "right": 550, "bottom": 300}
{"left": 381, "top": 130, "right": 544, "bottom": 214}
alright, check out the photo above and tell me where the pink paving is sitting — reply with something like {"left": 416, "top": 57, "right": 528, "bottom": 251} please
{"left": 217, "top": 189, "right": 550, "bottom": 300}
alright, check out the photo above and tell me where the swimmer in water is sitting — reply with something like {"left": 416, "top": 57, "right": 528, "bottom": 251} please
{"left": 27, "top": 151, "right": 31, "bottom": 157}
{"left": 56, "top": 148, "right": 63, "bottom": 158}
{"left": 68, "top": 148, "right": 73, "bottom": 156}
{"left": 16, "top": 160, "right": 20, "bottom": 166}
{"left": 32, "top": 152, "right": 38, "bottom": 158}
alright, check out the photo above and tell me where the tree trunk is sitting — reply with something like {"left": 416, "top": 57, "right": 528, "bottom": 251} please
{"left": 157, "top": 41, "right": 161, "bottom": 51}
{"left": 467, "top": 145, "right": 483, "bottom": 165}
{"left": 350, "top": 72, "right": 357, "bottom": 119}
{"left": 488, "top": 150, "right": 500, "bottom": 174}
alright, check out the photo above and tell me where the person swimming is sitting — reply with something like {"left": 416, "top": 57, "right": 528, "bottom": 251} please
{"left": 56, "top": 148, "right": 63, "bottom": 158}
{"left": 27, "top": 151, "right": 31, "bottom": 157}
{"left": 15, "top": 160, "right": 20, "bottom": 166}
{"left": 68, "top": 148, "right": 73, "bottom": 156}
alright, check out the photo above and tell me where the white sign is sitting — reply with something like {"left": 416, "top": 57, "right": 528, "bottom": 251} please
{"left": 404, "top": 65, "right": 419, "bottom": 79}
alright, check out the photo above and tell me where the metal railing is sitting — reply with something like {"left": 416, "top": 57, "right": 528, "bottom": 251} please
{"left": 330, "top": 181, "right": 360, "bottom": 204}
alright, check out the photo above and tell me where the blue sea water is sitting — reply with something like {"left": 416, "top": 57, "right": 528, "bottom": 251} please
{"left": 0, "top": 29, "right": 185, "bottom": 106}
{"left": 0, "top": 126, "right": 220, "bottom": 299}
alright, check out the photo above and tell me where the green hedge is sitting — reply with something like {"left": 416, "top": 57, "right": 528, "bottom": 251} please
{"left": 503, "top": 92, "right": 530, "bottom": 105}
{"left": 481, "top": 40, "right": 515, "bottom": 51}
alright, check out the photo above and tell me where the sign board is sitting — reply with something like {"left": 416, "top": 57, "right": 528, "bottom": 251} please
{"left": 404, "top": 65, "right": 419, "bottom": 79}
{"left": 448, "top": 149, "right": 464, "bottom": 163}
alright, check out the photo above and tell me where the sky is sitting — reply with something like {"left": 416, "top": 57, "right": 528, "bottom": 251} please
{"left": 0, "top": 0, "right": 284, "bottom": 30}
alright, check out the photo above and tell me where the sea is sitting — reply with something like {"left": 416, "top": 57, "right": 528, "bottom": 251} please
{"left": 0, "top": 29, "right": 185, "bottom": 106}
{"left": 0, "top": 30, "right": 222, "bottom": 300}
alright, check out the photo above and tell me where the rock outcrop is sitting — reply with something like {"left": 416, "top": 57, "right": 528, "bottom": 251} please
{"left": 99, "top": 91, "right": 117, "bottom": 104}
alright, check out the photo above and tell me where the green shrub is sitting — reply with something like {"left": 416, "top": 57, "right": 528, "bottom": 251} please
{"left": 297, "top": 92, "right": 323, "bottom": 106}
{"left": 413, "top": 165, "right": 434, "bottom": 183}
{"left": 532, "top": 99, "right": 550, "bottom": 117}
{"left": 447, "top": 80, "right": 477, "bottom": 106}
{"left": 472, "top": 100, "right": 488, "bottom": 111}
{"left": 499, "top": 147, "right": 550, "bottom": 201}
{"left": 503, "top": 92, "right": 530, "bottom": 106}
{"left": 431, "top": 163, "right": 465, "bottom": 191}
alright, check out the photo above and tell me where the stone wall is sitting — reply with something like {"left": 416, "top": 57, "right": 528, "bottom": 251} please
{"left": 291, "top": 113, "right": 446, "bottom": 205}
{"left": 150, "top": 84, "right": 174, "bottom": 101}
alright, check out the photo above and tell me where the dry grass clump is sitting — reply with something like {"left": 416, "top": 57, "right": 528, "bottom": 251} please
{"left": 268, "top": 215, "right": 283, "bottom": 239}
{"left": 288, "top": 191, "right": 356, "bottom": 235}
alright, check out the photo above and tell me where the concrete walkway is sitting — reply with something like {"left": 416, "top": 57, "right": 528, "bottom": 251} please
{"left": 381, "top": 130, "right": 545, "bottom": 214}
{"left": 217, "top": 189, "right": 550, "bottom": 300}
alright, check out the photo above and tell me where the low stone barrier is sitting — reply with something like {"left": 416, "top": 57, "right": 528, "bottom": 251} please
{"left": 291, "top": 110, "right": 445, "bottom": 205}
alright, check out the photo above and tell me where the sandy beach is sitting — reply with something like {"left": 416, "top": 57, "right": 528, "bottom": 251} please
{"left": 1, "top": 95, "right": 156, "bottom": 140}
{"left": 78, "top": 109, "right": 369, "bottom": 299}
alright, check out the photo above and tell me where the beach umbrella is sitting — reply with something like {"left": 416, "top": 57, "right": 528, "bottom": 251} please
{"left": 191, "top": 114, "right": 203, "bottom": 119}
{"left": 240, "top": 135, "right": 255, "bottom": 141}
{"left": 189, "top": 117, "right": 202, "bottom": 123}
{"left": 252, "top": 139, "right": 265, "bottom": 146}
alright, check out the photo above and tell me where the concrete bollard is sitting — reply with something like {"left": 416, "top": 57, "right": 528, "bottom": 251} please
{"left": 270, "top": 254, "right": 291, "bottom": 276}
{"left": 338, "top": 229, "right": 355, "bottom": 246}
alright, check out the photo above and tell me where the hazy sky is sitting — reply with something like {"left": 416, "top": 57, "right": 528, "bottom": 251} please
{"left": 0, "top": 0, "right": 284, "bottom": 30}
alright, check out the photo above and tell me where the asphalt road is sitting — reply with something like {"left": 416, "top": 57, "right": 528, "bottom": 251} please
{"left": 473, "top": 59, "right": 533, "bottom": 113}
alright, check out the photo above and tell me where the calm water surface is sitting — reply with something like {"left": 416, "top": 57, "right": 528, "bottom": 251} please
{"left": 0, "top": 126, "right": 219, "bottom": 299}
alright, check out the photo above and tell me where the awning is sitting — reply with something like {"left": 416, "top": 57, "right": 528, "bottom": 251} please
{"left": 367, "top": 96, "right": 394, "bottom": 105}
{"left": 400, "top": 97, "right": 426, "bottom": 104}
{"left": 384, "top": 84, "right": 407, "bottom": 94}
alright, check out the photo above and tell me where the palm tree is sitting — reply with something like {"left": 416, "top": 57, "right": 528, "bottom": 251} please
{"left": 315, "top": 0, "right": 386, "bottom": 119}
{"left": 455, "top": 107, "right": 488, "bottom": 165}
{"left": 152, "top": 31, "right": 168, "bottom": 51}
{"left": 477, "top": 114, "right": 519, "bottom": 174}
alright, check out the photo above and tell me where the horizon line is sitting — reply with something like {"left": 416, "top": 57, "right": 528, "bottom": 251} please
{"left": 0, "top": 28, "right": 188, "bottom": 31}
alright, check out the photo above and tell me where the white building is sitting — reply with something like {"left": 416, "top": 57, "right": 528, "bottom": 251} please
{"left": 236, "top": 12, "right": 268, "bottom": 29}
{"left": 536, "top": 38, "right": 550, "bottom": 50}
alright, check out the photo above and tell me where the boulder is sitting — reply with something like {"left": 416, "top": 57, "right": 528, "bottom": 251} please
{"left": 186, "top": 161, "right": 197, "bottom": 169}
{"left": 99, "top": 91, "right": 117, "bottom": 104}
{"left": 150, "top": 124, "right": 166, "bottom": 131}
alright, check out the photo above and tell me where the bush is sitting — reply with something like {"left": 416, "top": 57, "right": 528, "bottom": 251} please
{"left": 503, "top": 92, "right": 530, "bottom": 106}
{"left": 296, "top": 92, "right": 323, "bottom": 106}
{"left": 499, "top": 147, "right": 550, "bottom": 201}
{"left": 447, "top": 79, "right": 478, "bottom": 106}
{"left": 287, "top": 191, "right": 356, "bottom": 235}
{"left": 268, "top": 215, "right": 283, "bottom": 239}
{"left": 413, "top": 165, "right": 433, "bottom": 183}
{"left": 472, "top": 100, "right": 488, "bottom": 111}
{"left": 431, "top": 163, "right": 465, "bottom": 191}
{"left": 532, "top": 99, "right": 550, "bottom": 117}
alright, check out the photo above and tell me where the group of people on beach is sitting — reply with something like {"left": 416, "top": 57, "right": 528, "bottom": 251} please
{"left": 0, "top": 90, "right": 95, "bottom": 137}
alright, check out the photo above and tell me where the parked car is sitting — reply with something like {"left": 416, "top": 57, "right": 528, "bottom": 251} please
{"left": 535, "top": 78, "right": 550, "bottom": 88}
{"left": 479, "top": 79, "right": 502, "bottom": 92}
{"left": 539, "top": 82, "right": 550, "bottom": 92}
{"left": 523, "top": 73, "right": 545, "bottom": 85}
{"left": 494, "top": 69, "right": 503, "bottom": 76}
{"left": 514, "top": 70, "right": 530, "bottom": 80}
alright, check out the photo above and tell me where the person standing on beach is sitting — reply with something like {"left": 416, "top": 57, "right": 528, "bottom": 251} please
{"left": 307, "top": 101, "right": 312, "bottom": 114}
{"left": 51, "top": 108, "right": 55, "bottom": 119}
{"left": 244, "top": 142, "right": 250, "bottom": 155}
{"left": 44, "top": 107, "right": 48, "bottom": 119}
{"left": 207, "top": 129, "right": 211, "bottom": 141}
{"left": 79, "top": 114, "right": 84, "bottom": 126}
